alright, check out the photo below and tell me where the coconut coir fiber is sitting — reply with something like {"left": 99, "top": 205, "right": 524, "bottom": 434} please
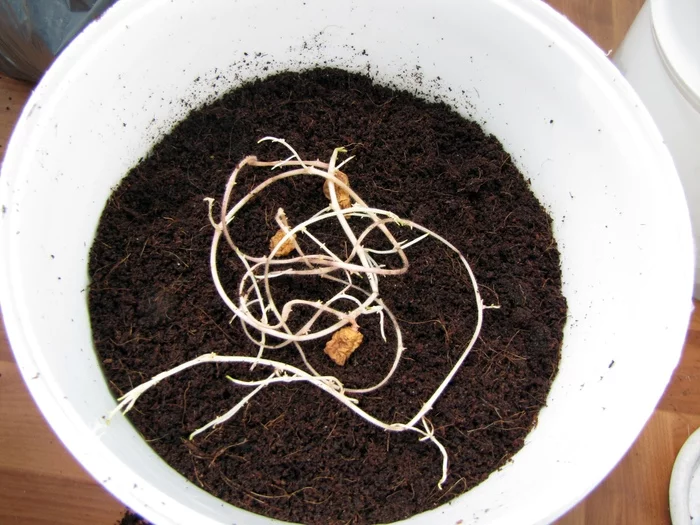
{"left": 89, "top": 68, "right": 566, "bottom": 525}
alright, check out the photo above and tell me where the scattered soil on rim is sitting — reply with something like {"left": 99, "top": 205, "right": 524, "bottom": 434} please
{"left": 89, "top": 68, "right": 567, "bottom": 525}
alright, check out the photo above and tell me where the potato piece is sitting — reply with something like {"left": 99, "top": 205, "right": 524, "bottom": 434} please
{"left": 324, "top": 326, "right": 363, "bottom": 366}
{"left": 323, "top": 171, "right": 352, "bottom": 209}
{"left": 269, "top": 229, "right": 296, "bottom": 256}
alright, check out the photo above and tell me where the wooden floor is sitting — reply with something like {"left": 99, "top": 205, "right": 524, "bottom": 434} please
{"left": 3, "top": 1, "right": 691, "bottom": 523}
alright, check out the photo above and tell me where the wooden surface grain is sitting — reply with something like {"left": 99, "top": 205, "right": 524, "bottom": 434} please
{"left": 2, "top": 1, "right": 690, "bottom": 524}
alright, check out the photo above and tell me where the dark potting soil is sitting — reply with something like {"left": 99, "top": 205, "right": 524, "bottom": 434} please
{"left": 89, "top": 68, "right": 566, "bottom": 525}
{"left": 118, "top": 510, "right": 151, "bottom": 525}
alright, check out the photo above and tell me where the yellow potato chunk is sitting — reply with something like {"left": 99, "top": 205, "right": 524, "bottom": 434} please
{"left": 269, "top": 229, "right": 296, "bottom": 256}
{"left": 323, "top": 171, "right": 352, "bottom": 209}
{"left": 324, "top": 326, "right": 363, "bottom": 366}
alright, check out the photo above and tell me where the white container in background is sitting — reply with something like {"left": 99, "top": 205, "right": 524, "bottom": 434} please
{"left": 0, "top": 1, "right": 694, "bottom": 524}
{"left": 614, "top": 0, "right": 700, "bottom": 297}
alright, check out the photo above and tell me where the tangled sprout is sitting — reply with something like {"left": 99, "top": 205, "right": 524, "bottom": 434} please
{"left": 109, "top": 137, "right": 496, "bottom": 488}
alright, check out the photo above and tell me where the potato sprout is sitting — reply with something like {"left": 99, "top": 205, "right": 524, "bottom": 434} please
{"left": 108, "top": 137, "right": 495, "bottom": 488}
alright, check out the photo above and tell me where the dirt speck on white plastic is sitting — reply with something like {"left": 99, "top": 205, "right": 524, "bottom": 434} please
{"left": 0, "top": 1, "right": 693, "bottom": 524}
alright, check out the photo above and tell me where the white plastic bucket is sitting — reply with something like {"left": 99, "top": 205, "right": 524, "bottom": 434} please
{"left": 614, "top": 0, "right": 700, "bottom": 298}
{"left": 0, "top": 1, "right": 693, "bottom": 524}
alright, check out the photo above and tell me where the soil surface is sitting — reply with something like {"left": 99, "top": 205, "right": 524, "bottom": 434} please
{"left": 89, "top": 68, "right": 566, "bottom": 525}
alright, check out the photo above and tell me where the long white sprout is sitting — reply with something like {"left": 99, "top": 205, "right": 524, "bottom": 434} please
{"left": 108, "top": 137, "right": 493, "bottom": 488}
